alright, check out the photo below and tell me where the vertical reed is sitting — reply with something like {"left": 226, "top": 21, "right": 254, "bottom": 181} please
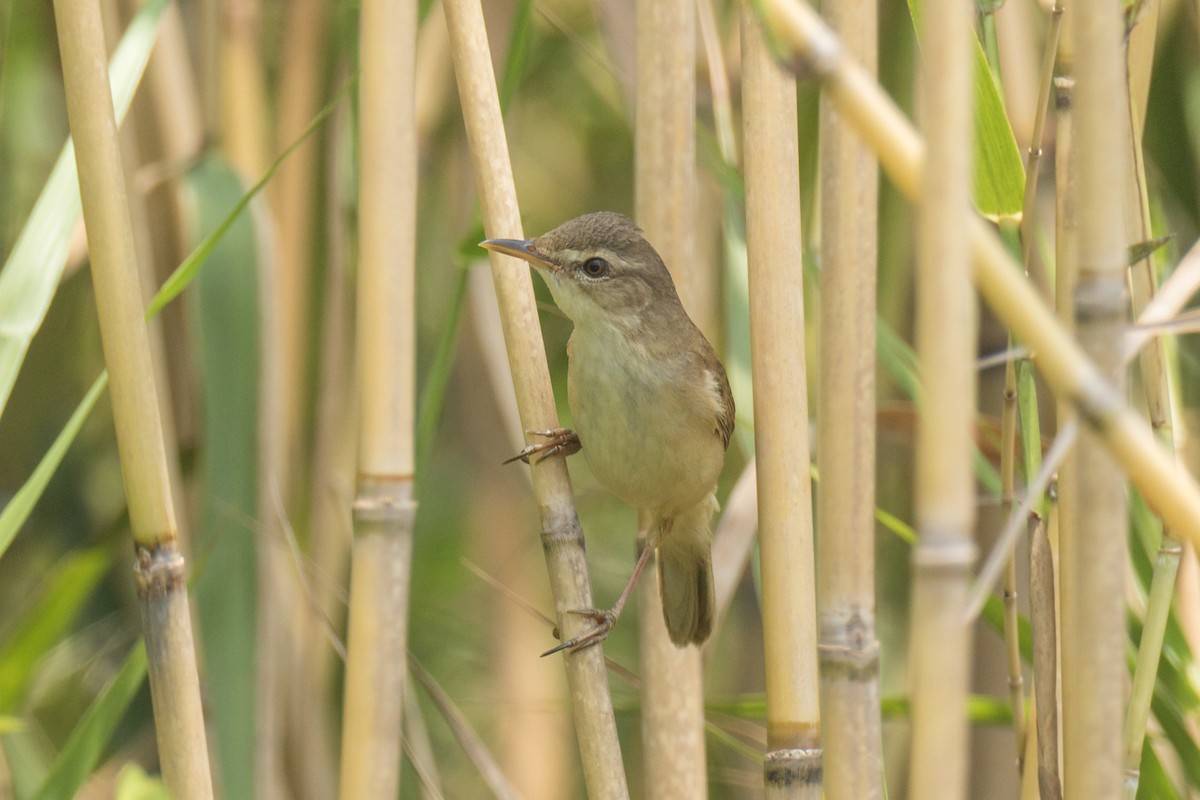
{"left": 53, "top": 1, "right": 213, "bottom": 795}
{"left": 906, "top": 0, "right": 976, "bottom": 793}
{"left": 443, "top": 0, "right": 629, "bottom": 794}
{"left": 635, "top": 0, "right": 708, "bottom": 793}
{"left": 1060, "top": 2, "right": 1129, "bottom": 798}
{"left": 337, "top": 0, "right": 418, "bottom": 796}
{"left": 815, "top": 0, "right": 883, "bottom": 790}
{"left": 741, "top": 9, "right": 822, "bottom": 797}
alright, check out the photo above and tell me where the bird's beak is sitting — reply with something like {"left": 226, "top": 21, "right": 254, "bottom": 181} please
{"left": 480, "top": 238, "right": 558, "bottom": 272}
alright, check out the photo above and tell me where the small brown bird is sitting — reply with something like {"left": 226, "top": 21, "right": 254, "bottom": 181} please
{"left": 482, "top": 212, "right": 734, "bottom": 652}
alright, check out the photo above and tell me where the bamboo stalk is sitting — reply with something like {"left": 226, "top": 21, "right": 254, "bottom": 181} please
{"left": 442, "top": 0, "right": 629, "bottom": 795}
{"left": 906, "top": 0, "right": 976, "bottom": 792}
{"left": 1060, "top": 4, "right": 1129, "bottom": 800}
{"left": 814, "top": 0, "right": 882, "bottom": 791}
{"left": 53, "top": 2, "right": 213, "bottom": 797}
{"left": 741, "top": 9, "right": 821, "bottom": 797}
{"left": 634, "top": 0, "right": 708, "bottom": 793}
{"left": 336, "top": 0, "right": 418, "bottom": 795}
{"left": 759, "top": 0, "right": 1200, "bottom": 559}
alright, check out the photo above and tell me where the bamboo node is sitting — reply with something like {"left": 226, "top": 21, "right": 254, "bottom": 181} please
{"left": 1053, "top": 77, "right": 1074, "bottom": 109}
{"left": 764, "top": 748, "right": 823, "bottom": 787}
{"left": 352, "top": 476, "right": 416, "bottom": 524}
{"left": 134, "top": 541, "right": 187, "bottom": 599}
{"left": 539, "top": 512, "right": 586, "bottom": 551}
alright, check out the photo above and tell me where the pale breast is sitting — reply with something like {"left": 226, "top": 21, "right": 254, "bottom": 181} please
{"left": 567, "top": 328, "right": 726, "bottom": 515}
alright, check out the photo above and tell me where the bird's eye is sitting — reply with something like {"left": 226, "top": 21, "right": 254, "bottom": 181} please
{"left": 582, "top": 257, "right": 610, "bottom": 278}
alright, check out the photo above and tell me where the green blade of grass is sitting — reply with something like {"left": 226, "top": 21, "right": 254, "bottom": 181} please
{"left": 0, "top": 0, "right": 167, "bottom": 420}
{"left": 0, "top": 547, "right": 111, "bottom": 712}
{"left": 0, "top": 372, "right": 107, "bottom": 560}
{"left": 32, "top": 641, "right": 148, "bottom": 800}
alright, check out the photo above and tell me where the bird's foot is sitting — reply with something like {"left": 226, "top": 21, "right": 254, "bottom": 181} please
{"left": 503, "top": 428, "right": 581, "bottom": 465}
{"left": 541, "top": 608, "right": 618, "bottom": 656}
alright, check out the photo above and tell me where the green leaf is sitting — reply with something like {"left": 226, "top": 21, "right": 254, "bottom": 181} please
{"left": 0, "top": 548, "right": 111, "bottom": 713}
{"left": 0, "top": 0, "right": 168, "bottom": 421}
{"left": 185, "top": 155, "right": 261, "bottom": 800}
{"left": 33, "top": 642, "right": 147, "bottom": 800}
{"left": 0, "top": 373, "right": 107, "bottom": 560}
{"left": 906, "top": 0, "right": 1025, "bottom": 218}
{"left": 881, "top": 694, "right": 1015, "bottom": 725}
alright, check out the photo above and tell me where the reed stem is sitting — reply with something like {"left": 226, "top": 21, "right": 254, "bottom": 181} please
{"left": 53, "top": 1, "right": 212, "bottom": 795}
{"left": 742, "top": 9, "right": 822, "bottom": 797}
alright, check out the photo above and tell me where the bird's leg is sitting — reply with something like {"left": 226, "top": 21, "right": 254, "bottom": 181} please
{"left": 542, "top": 545, "right": 655, "bottom": 657}
{"left": 503, "top": 428, "right": 581, "bottom": 465}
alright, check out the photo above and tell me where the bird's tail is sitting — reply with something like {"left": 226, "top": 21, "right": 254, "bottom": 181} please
{"left": 656, "top": 494, "right": 718, "bottom": 646}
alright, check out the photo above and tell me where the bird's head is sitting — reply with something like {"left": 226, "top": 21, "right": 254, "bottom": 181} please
{"left": 481, "top": 212, "right": 682, "bottom": 330}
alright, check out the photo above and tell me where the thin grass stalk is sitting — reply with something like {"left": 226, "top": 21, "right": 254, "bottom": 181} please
{"left": 906, "top": 0, "right": 976, "bottom": 792}
{"left": 1052, "top": 81, "right": 1074, "bottom": 796}
{"left": 814, "top": 0, "right": 882, "bottom": 789}
{"left": 442, "top": 0, "right": 629, "bottom": 794}
{"left": 337, "top": 0, "right": 418, "bottom": 796}
{"left": 998, "top": 1, "right": 1064, "bottom": 764}
{"left": 758, "top": 0, "right": 1200, "bottom": 554}
{"left": 634, "top": 0, "right": 708, "bottom": 792}
{"left": 52, "top": 2, "right": 212, "bottom": 796}
{"left": 297, "top": 82, "right": 357, "bottom": 800}
{"left": 1060, "top": 3, "right": 1130, "bottom": 799}
{"left": 740, "top": 9, "right": 821, "bottom": 797}
{"left": 279, "top": 2, "right": 340, "bottom": 792}
{"left": 1120, "top": 38, "right": 1181, "bottom": 797}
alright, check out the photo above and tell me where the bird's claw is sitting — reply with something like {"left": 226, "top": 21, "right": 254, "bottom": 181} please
{"left": 541, "top": 608, "right": 617, "bottom": 657}
{"left": 503, "top": 428, "right": 581, "bottom": 465}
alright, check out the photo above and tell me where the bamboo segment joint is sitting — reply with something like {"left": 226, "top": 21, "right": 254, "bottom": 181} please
{"left": 764, "top": 748, "right": 823, "bottom": 787}
{"left": 1054, "top": 77, "right": 1075, "bottom": 109}
{"left": 352, "top": 476, "right": 416, "bottom": 527}
{"left": 135, "top": 540, "right": 187, "bottom": 600}
{"left": 539, "top": 513, "right": 586, "bottom": 551}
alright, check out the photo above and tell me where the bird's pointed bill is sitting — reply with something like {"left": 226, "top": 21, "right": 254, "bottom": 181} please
{"left": 480, "top": 238, "right": 558, "bottom": 271}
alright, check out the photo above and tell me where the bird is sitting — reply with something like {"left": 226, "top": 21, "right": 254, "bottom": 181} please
{"left": 481, "top": 211, "right": 734, "bottom": 653}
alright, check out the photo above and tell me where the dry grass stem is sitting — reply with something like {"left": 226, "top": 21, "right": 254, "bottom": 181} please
{"left": 442, "top": 0, "right": 628, "bottom": 794}
{"left": 53, "top": 0, "right": 213, "bottom": 795}
{"left": 741, "top": 8, "right": 821, "bottom": 796}
{"left": 906, "top": 0, "right": 976, "bottom": 792}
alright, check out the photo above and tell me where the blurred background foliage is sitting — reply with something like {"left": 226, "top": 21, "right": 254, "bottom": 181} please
{"left": 1, "top": 0, "right": 1200, "bottom": 797}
